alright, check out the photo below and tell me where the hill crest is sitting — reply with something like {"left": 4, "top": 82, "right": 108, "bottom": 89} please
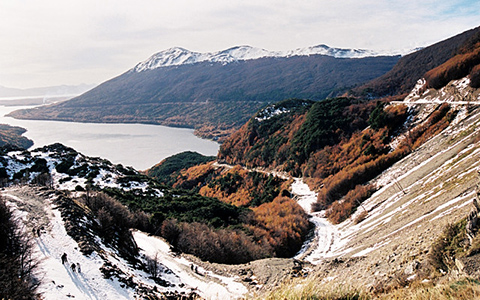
{"left": 132, "top": 44, "right": 406, "bottom": 72}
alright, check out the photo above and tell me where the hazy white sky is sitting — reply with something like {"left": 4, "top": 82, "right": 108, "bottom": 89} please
{"left": 0, "top": 0, "right": 479, "bottom": 89}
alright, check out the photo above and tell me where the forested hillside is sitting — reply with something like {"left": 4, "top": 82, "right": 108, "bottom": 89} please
{"left": 218, "top": 97, "right": 457, "bottom": 222}
{"left": 145, "top": 151, "right": 216, "bottom": 186}
{"left": 214, "top": 27, "right": 480, "bottom": 224}
{"left": 0, "top": 143, "right": 309, "bottom": 264}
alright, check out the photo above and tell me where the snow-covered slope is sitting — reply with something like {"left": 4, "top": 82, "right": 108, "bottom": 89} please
{"left": 4, "top": 185, "right": 248, "bottom": 300}
{"left": 5, "top": 190, "right": 144, "bottom": 299}
{"left": 132, "top": 44, "right": 404, "bottom": 72}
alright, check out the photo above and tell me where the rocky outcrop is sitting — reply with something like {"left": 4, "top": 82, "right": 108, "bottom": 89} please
{"left": 466, "top": 187, "right": 480, "bottom": 246}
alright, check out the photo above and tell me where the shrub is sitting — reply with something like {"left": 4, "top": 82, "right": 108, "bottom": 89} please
{"left": 326, "top": 184, "right": 376, "bottom": 224}
{"left": 424, "top": 46, "right": 480, "bottom": 89}
{"left": 160, "top": 219, "right": 181, "bottom": 246}
{"left": 75, "top": 185, "right": 85, "bottom": 191}
{"left": 198, "top": 167, "right": 284, "bottom": 207}
{"left": 250, "top": 197, "right": 310, "bottom": 257}
{"left": 469, "top": 64, "right": 480, "bottom": 88}
{"left": 428, "top": 220, "right": 467, "bottom": 274}
{"left": 164, "top": 221, "right": 267, "bottom": 264}
{"left": 368, "top": 101, "right": 388, "bottom": 130}
{"left": 315, "top": 148, "right": 407, "bottom": 210}
{"left": 81, "top": 192, "right": 141, "bottom": 259}
{"left": 32, "top": 172, "right": 53, "bottom": 187}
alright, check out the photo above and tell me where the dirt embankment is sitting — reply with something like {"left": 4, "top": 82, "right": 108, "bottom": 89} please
{"left": 186, "top": 254, "right": 308, "bottom": 294}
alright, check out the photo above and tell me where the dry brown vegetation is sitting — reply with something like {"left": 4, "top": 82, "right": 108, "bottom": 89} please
{"left": 312, "top": 103, "right": 456, "bottom": 216}
{"left": 160, "top": 162, "right": 309, "bottom": 262}
{"left": 469, "top": 64, "right": 480, "bottom": 88}
{"left": 352, "top": 26, "right": 480, "bottom": 98}
{"left": 248, "top": 196, "right": 310, "bottom": 257}
{"left": 161, "top": 219, "right": 269, "bottom": 263}
{"left": 160, "top": 196, "right": 309, "bottom": 263}
{"left": 257, "top": 276, "right": 480, "bottom": 300}
{"left": 424, "top": 41, "right": 480, "bottom": 89}
{"left": 0, "top": 197, "right": 39, "bottom": 299}
{"left": 198, "top": 166, "right": 288, "bottom": 207}
{"left": 325, "top": 184, "right": 376, "bottom": 224}
{"left": 219, "top": 97, "right": 457, "bottom": 225}
{"left": 172, "top": 162, "right": 216, "bottom": 191}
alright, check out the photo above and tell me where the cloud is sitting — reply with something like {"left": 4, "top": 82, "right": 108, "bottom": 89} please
{"left": 0, "top": 0, "right": 479, "bottom": 88}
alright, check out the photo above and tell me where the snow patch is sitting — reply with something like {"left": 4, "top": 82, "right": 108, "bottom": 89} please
{"left": 133, "top": 231, "right": 248, "bottom": 299}
{"left": 404, "top": 76, "right": 478, "bottom": 105}
{"left": 255, "top": 107, "right": 290, "bottom": 122}
{"left": 291, "top": 178, "right": 347, "bottom": 264}
{"left": 352, "top": 240, "right": 391, "bottom": 257}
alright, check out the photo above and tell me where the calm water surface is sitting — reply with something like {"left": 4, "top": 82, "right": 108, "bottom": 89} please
{"left": 0, "top": 105, "right": 219, "bottom": 170}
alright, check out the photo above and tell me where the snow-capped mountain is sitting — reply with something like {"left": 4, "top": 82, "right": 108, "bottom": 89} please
{"left": 132, "top": 44, "right": 404, "bottom": 72}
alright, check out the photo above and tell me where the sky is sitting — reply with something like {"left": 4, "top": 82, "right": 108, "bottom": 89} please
{"left": 0, "top": 0, "right": 479, "bottom": 89}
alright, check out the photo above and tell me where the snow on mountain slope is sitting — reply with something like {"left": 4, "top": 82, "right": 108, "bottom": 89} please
{"left": 3, "top": 186, "right": 249, "bottom": 300}
{"left": 133, "top": 231, "right": 248, "bottom": 299}
{"left": 0, "top": 143, "right": 252, "bottom": 299}
{"left": 292, "top": 75, "right": 480, "bottom": 266}
{"left": 4, "top": 188, "right": 149, "bottom": 299}
{"left": 285, "top": 75, "right": 480, "bottom": 290}
{"left": 0, "top": 143, "right": 165, "bottom": 195}
{"left": 133, "top": 44, "right": 405, "bottom": 72}
{"left": 291, "top": 179, "right": 343, "bottom": 264}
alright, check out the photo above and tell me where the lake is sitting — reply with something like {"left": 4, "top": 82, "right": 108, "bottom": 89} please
{"left": 0, "top": 105, "right": 220, "bottom": 170}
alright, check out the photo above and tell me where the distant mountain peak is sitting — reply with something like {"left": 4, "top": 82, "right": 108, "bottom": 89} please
{"left": 132, "top": 44, "right": 405, "bottom": 72}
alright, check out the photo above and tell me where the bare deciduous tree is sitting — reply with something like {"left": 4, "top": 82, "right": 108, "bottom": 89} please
{"left": 0, "top": 197, "right": 40, "bottom": 299}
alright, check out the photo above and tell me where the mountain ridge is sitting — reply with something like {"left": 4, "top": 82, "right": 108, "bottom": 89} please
{"left": 9, "top": 53, "right": 400, "bottom": 141}
{"left": 132, "top": 44, "right": 408, "bottom": 72}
